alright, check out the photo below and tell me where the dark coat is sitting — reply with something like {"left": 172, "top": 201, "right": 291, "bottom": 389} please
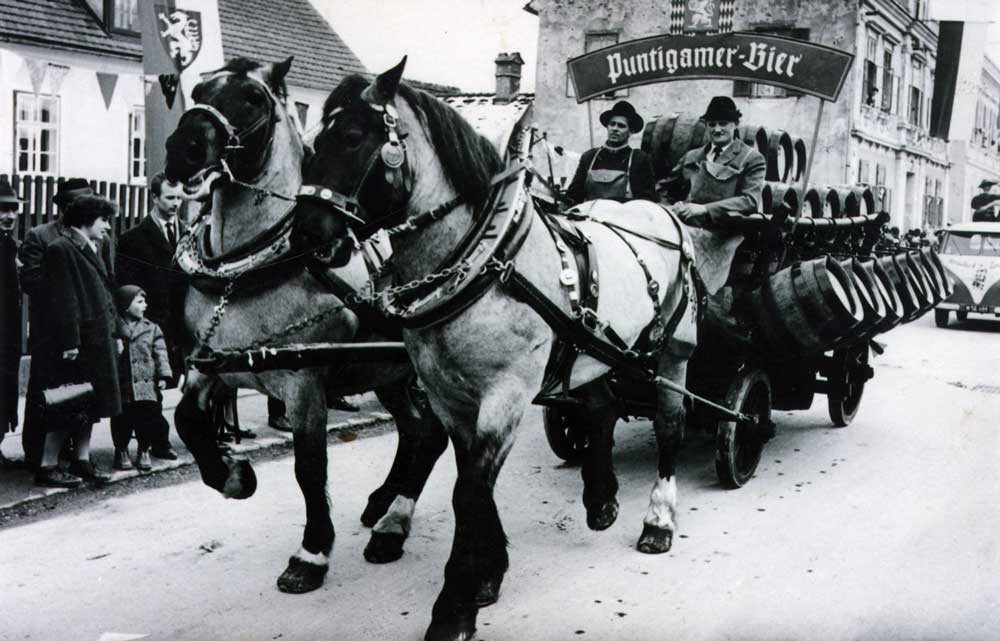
{"left": 668, "top": 138, "right": 766, "bottom": 220}
{"left": 117, "top": 316, "right": 172, "bottom": 403}
{"left": 42, "top": 232, "right": 121, "bottom": 418}
{"left": 566, "top": 145, "right": 657, "bottom": 205}
{"left": 19, "top": 219, "right": 114, "bottom": 354}
{"left": 0, "top": 233, "right": 21, "bottom": 432}
{"left": 116, "top": 214, "right": 189, "bottom": 381}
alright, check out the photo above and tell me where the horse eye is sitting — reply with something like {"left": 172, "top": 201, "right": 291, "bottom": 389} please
{"left": 341, "top": 127, "right": 364, "bottom": 147}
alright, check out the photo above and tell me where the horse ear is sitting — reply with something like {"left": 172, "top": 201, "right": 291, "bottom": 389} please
{"left": 270, "top": 56, "right": 293, "bottom": 85}
{"left": 362, "top": 56, "right": 407, "bottom": 105}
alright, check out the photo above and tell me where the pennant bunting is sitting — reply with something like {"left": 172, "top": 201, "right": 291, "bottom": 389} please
{"left": 158, "top": 74, "right": 179, "bottom": 109}
{"left": 47, "top": 64, "right": 70, "bottom": 95}
{"left": 96, "top": 71, "right": 119, "bottom": 110}
{"left": 23, "top": 57, "right": 47, "bottom": 95}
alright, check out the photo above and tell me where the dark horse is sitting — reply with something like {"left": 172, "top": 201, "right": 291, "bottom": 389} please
{"left": 290, "top": 59, "right": 708, "bottom": 641}
{"left": 164, "top": 57, "right": 448, "bottom": 594}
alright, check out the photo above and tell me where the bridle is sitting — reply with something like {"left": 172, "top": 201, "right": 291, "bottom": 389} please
{"left": 296, "top": 101, "right": 415, "bottom": 239}
{"left": 179, "top": 71, "right": 283, "bottom": 183}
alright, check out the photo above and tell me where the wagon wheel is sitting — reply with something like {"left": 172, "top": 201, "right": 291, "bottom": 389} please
{"left": 543, "top": 406, "right": 588, "bottom": 463}
{"left": 827, "top": 344, "right": 870, "bottom": 427}
{"left": 715, "top": 369, "right": 773, "bottom": 489}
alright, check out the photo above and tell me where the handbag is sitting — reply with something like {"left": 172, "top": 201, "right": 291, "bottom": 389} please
{"left": 42, "top": 382, "right": 94, "bottom": 408}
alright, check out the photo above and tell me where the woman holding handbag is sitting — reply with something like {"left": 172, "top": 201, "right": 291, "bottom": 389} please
{"left": 34, "top": 196, "right": 122, "bottom": 488}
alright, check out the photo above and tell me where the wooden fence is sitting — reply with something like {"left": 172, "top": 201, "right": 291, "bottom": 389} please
{"left": 6, "top": 174, "right": 151, "bottom": 354}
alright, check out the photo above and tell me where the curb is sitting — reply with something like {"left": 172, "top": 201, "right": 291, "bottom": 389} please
{"left": 0, "top": 412, "right": 393, "bottom": 512}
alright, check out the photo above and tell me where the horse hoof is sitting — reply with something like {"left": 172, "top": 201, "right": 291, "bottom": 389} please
{"left": 360, "top": 491, "right": 395, "bottom": 527}
{"left": 424, "top": 615, "right": 477, "bottom": 641}
{"left": 636, "top": 524, "right": 673, "bottom": 554}
{"left": 276, "top": 556, "right": 328, "bottom": 594}
{"left": 222, "top": 460, "right": 257, "bottom": 499}
{"left": 475, "top": 576, "right": 502, "bottom": 608}
{"left": 586, "top": 500, "right": 619, "bottom": 531}
{"left": 363, "top": 531, "right": 405, "bottom": 564}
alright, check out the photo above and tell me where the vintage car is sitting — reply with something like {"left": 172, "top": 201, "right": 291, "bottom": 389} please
{"left": 935, "top": 222, "right": 1000, "bottom": 326}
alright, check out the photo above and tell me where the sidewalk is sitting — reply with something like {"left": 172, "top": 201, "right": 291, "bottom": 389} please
{"left": 0, "top": 389, "right": 391, "bottom": 511}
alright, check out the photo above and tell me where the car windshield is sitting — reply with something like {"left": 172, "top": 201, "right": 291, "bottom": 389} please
{"left": 940, "top": 231, "right": 1000, "bottom": 256}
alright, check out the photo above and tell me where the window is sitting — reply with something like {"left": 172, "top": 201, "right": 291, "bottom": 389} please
{"left": 909, "top": 59, "right": 924, "bottom": 127}
{"left": 568, "top": 32, "right": 627, "bottom": 99}
{"left": 881, "top": 45, "right": 896, "bottom": 112}
{"left": 14, "top": 92, "right": 59, "bottom": 175}
{"left": 875, "top": 163, "right": 891, "bottom": 212}
{"left": 295, "top": 102, "right": 310, "bottom": 130}
{"left": 128, "top": 107, "right": 146, "bottom": 183}
{"left": 861, "top": 31, "right": 879, "bottom": 107}
{"left": 858, "top": 159, "right": 871, "bottom": 184}
{"left": 112, "top": 0, "right": 138, "bottom": 32}
{"left": 733, "top": 27, "right": 810, "bottom": 98}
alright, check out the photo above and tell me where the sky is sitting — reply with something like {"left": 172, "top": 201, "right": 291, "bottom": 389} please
{"left": 313, "top": 1, "right": 1000, "bottom": 94}
{"left": 313, "top": 0, "right": 539, "bottom": 92}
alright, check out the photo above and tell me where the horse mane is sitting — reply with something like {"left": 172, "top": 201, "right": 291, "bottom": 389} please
{"left": 321, "top": 75, "right": 503, "bottom": 211}
{"left": 193, "top": 57, "right": 289, "bottom": 102}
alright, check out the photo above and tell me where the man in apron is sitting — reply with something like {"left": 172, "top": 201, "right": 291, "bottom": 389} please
{"left": 566, "top": 100, "right": 656, "bottom": 205}
{"left": 663, "top": 96, "right": 766, "bottom": 228}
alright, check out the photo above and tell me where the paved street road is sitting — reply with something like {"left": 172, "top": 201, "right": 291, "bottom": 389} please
{"left": 2, "top": 315, "right": 998, "bottom": 641}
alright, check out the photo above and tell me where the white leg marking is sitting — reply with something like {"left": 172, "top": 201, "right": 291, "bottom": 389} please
{"left": 643, "top": 476, "right": 677, "bottom": 530}
{"left": 293, "top": 546, "right": 329, "bottom": 566}
{"left": 372, "top": 496, "right": 416, "bottom": 536}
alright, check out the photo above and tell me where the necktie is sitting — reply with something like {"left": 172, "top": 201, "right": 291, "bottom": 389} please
{"left": 166, "top": 220, "right": 177, "bottom": 247}
{"left": 710, "top": 146, "right": 722, "bottom": 162}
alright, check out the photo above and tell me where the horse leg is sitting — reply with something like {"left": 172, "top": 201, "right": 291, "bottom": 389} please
{"left": 174, "top": 374, "right": 256, "bottom": 499}
{"left": 364, "top": 378, "right": 448, "bottom": 565}
{"left": 276, "top": 375, "right": 334, "bottom": 594}
{"left": 637, "top": 355, "right": 688, "bottom": 554}
{"left": 425, "top": 381, "right": 523, "bottom": 641}
{"left": 576, "top": 379, "right": 620, "bottom": 531}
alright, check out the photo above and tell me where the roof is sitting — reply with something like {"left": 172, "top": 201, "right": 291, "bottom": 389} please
{"left": 945, "top": 222, "right": 1000, "bottom": 234}
{"left": 218, "top": 0, "right": 367, "bottom": 91}
{"left": 442, "top": 93, "right": 534, "bottom": 154}
{"left": 0, "top": 0, "right": 141, "bottom": 60}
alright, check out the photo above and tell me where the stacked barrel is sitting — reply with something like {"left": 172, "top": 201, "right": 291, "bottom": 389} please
{"left": 640, "top": 113, "right": 953, "bottom": 358}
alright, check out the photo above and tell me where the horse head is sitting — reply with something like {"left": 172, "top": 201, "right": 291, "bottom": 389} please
{"left": 165, "top": 56, "right": 297, "bottom": 200}
{"left": 289, "top": 56, "right": 502, "bottom": 267}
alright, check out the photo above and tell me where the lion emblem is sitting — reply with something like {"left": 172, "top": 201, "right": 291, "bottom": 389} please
{"left": 157, "top": 7, "right": 202, "bottom": 70}
{"left": 685, "top": 0, "right": 718, "bottom": 29}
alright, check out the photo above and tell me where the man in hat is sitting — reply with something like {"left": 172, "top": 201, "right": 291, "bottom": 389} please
{"left": 18, "top": 178, "right": 116, "bottom": 467}
{"left": 662, "top": 96, "right": 766, "bottom": 227}
{"left": 566, "top": 100, "right": 656, "bottom": 205}
{"left": 971, "top": 179, "right": 1000, "bottom": 222}
{"left": 0, "top": 178, "right": 23, "bottom": 464}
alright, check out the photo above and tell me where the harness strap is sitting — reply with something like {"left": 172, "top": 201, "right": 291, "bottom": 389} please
{"left": 305, "top": 261, "right": 403, "bottom": 341}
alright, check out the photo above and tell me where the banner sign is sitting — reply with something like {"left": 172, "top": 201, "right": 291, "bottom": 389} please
{"left": 567, "top": 32, "right": 854, "bottom": 103}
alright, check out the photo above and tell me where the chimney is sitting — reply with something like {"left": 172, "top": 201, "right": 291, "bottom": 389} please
{"left": 494, "top": 52, "right": 524, "bottom": 104}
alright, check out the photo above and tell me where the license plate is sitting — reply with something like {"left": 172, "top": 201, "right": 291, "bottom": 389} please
{"left": 963, "top": 305, "right": 993, "bottom": 313}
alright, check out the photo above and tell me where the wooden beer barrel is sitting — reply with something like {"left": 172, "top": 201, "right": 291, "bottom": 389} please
{"left": 905, "top": 251, "right": 941, "bottom": 308}
{"left": 792, "top": 138, "right": 808, "bottom": 182}
{"left": 863, "top": 258, "right": 904, "bottom": 333}
{"left": 770, "top": 183, "right": 802, "bottom": 217}
{"left": 738, "top": 123, "right": 769, "bottom": 158}
{"left": 918, "top": 247, "right": 953, "bottom": 297}
{"left": 803, "top": 187, "right": 841, "bottom": 218}
{"left": 751, "top": 256, "right": 865, "bottom": 355}
{"left": 760, "top": 183, "right": 773, "bottom": 213}
{"left": 640, "top": 113, "right": 708, "bottom": 179}
{"left": 838, "top": 258, "right": 887, "bottom": 340}
{"left": 836, "top": 187, "right": 861, "bottom": 218}
{"left": 880, "top": 255, "right": 921, "bottom": 321}
{"left": 766, "top": 130, "right": 794, "bottom": 182}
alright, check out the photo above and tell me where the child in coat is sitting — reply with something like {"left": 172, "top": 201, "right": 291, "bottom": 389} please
{"left": 111, "top": 285, "right": 173, "bottom": 471}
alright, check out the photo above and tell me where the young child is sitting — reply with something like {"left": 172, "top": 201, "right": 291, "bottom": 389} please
{"left": 111, "top": 285, "right": 173, "bottom": 471}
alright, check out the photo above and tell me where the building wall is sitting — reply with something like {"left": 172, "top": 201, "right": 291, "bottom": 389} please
{"left": 531, "top": 0, "right": 950, "bottom": 228}
{"left": 0, "top": 46, "right": 144, "bottom": 184}
{"left": 946, "top": 55, "right": 1000, "bottom": 223}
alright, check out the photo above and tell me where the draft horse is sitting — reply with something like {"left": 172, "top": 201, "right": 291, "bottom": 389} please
{"left": 290, "top": 58, "right": 708, "bottom": 641}
{"left": 163, "top": 57, "right": 448, "bottom": 595}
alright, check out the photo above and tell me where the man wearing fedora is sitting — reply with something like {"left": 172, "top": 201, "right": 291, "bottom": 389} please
{"left": 0, "top": 178, "right": 23, "bottom": 464}
{"left": 971, "top": 179, "right": 1000, "bottom": 222}
{"left": 18, "top": 178, "right": 116, "bottom": 467}
{"left": 663, "top": 96, "right": 766, "bottom": 227}
{"left": 566, "top": 100, "right": 656, "bottom": 205}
